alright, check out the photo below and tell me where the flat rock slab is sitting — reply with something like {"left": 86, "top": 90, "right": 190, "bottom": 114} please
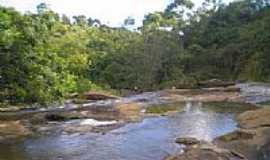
{"left": 167, "top": 143, "right": 246, "bottom": 160}
{"left": 0, "top": 120, "right": 32, "bottom": 139}
{"left": 237, "top": 108, "right": 270, "bottom": 129}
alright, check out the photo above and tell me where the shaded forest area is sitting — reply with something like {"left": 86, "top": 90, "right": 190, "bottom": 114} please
{"left": 0, "top": 0, "right": 269, "bottom": 105}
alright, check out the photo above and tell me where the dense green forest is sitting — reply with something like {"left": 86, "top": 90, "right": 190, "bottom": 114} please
{"left": 0, "top": 0, "right": 270, "bottom": 105}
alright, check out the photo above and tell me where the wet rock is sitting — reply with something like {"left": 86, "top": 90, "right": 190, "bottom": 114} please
{"left": 167, "top": 142, "right": 247, "bottom": 160}
{"left": 62, "top": 119, "right": 121, "bottom": 134}
{"left": 83, "top": 92, "right": 119, "bottom": 100}
{"left": 161, "top": 89, "right": 244, "bottom": 103}
{"left": 114, "top": 102, "right": 141, "bottom": 121}
{"left": 237, "top": 108, "right": 270, "bottom": 129}
{"left": 63, "top": 125, "right": 93, "bottom": 134}
{"left": 214, "top": 108, "right": 270, "bottom": 160}
{"left": 175, "top": 137, "right": 201, "bottom": 146}
{"left": 198, "top": 79, "right": 235, "bottom": 88}
{"left": 80, "top": 119, "right": 117, "bottom": 126}
{"left": 146, "top": 103, "right": 185, "bottom": 115}
{"left": 45, "top": 114, "right": 67, "bottom": 121}
{"left": 202, "top": 86, "right": 241, "bottom": 92}
{"left": 260, "top": 142, "right": 270, "bottom": 159}
{"left": 216, "top": 129, "right": 256, "bottom": 142}
{"left": 0, "top": 105, "right": 37, "bottom": 112}
{"left": 0, "top": 120, "right": 32, "bottom": 139}
{"left": 215, "top": 127, "right": 270, "bottom": 160}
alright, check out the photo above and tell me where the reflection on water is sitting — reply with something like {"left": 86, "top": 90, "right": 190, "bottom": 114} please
{"left": 0, "top": 102, "right": 239, "bottom": 160}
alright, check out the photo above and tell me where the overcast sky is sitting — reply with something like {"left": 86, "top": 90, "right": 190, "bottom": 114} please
{"left": 0, "top": 0, "right": 212, "bottom": 27}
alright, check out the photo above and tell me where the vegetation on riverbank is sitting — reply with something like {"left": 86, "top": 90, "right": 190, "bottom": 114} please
{"left": 0, "top": 0, "right": 270, "bottom": 105}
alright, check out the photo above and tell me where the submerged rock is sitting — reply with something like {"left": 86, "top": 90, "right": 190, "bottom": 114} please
{"left": 0, "top": 120, "right": 32, "bottom": 139}
{"left": 45, "top": 114, "right": 67, "bottom": 121}
{"left": 175, "top": 137, "right": 201, "bottom": 146}
{"left": 114, "top": 102, "right": 142, "bottom": 121}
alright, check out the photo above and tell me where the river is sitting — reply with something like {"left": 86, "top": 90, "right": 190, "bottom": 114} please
{"left": 1, "top": 83, "right": 270, "bottom": 160}
{"left": 0, "top": 102, "right": 240, "bottom": 160}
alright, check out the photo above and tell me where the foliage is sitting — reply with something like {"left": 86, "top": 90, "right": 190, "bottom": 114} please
{"left": 0, "top": 0, "right": 270, "bottom": 105}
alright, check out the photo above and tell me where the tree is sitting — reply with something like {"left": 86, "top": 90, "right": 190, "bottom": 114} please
{"left": 73, "top": 15, "right": 87, "bottom": 26}
{"left": 62, "top": 14, "right": 71, "bottom": 25}
{"left": 124, "top": 16, "right": 135, "bottom": 26}
{"left": 37, "top": 3, "right": 50, "bottom": 14}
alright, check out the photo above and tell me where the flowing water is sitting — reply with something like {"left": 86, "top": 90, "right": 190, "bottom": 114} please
{"left": 0, "top": 101, "right": 245, "bottom": 160}
{"left": 237, "top": 83, "right": 270, "bottom": 104}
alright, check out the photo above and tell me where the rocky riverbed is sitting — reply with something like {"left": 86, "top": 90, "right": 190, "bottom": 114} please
{"left": 0, "top": 83, "right": 269, "bottom": 160}
{"left": 166, "top": 83, "right": 270, "bottom": 160}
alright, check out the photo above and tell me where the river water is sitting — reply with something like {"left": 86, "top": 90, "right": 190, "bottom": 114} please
{"left": 0, "top": 102, "right": 241, "bottom": 160}
{"left": 3, "top": 82, "right": 270, "bottom": 160}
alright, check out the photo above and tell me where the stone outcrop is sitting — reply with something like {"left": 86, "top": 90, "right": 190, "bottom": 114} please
{"left": 216, "top": 129, "right": 256, "bottom": 142}
{"left": 169, "top": 107, "right": 270, "bottom": 160}
{"left": 114, "top": 102, "right": 142, "bottom": 121}
{"left": 167, "top": 140, "right": 246, "bottom": 160}
{"left": 237, "top": 108, "right": 270, "bottom": 129}
{"left": 0, "top": 120, "right": 32, "bottom": 140}
{"left": 214, "top": 108, "right": 270, "bottom": 160}
{"left": 175, "top": 137, "right": 201, "bottom": 146}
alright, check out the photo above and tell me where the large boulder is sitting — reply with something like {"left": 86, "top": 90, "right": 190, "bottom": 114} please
{"left": 166, "top": 142, "right": 246, "bottom": 160}
{"left": 216, "top": 129, "right": 256, "bottom": 142}
{"left": 0, "top": 120, "right": 32, "bottom": 139}
{"left": 215, "top": 127, "right": 270, "bottom": 160}
{"left": 214, "top": 108, "right": 270, "bottom": 160}
{"left": 237, "top": 108, "right": 270, "bottom": 129}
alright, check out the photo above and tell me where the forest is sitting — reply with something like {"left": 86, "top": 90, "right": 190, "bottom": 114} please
{"left": 0, "top": 0, "right": 270, "bottom": 105}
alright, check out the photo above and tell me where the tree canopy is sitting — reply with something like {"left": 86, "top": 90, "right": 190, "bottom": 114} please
{"left": 0, "top": 0, "right": 270, "bottom": 105}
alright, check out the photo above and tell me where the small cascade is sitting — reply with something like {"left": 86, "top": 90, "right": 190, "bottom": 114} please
{"left": 237, "top": 83, "right": 270, "bottom": 103}
{"left": 184, "top": 101, "right": 192, "bottom": 112}
{"left": 184, "top": 101, "right": 203, "bottom": 113}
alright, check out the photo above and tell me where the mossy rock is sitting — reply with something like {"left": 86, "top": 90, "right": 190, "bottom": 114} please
{"left": 216, "top": 129, "right": 256, "bottom": 142}
{"left": 202, "top": 102, "right": 258, "bottom": 113}
{"left": 146, "top": 103, "right": 185, "bottom": 114}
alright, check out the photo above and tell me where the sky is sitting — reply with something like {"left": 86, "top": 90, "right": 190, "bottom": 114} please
{"left": 0, "top": 0, "right": 208, "bottom": 27}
